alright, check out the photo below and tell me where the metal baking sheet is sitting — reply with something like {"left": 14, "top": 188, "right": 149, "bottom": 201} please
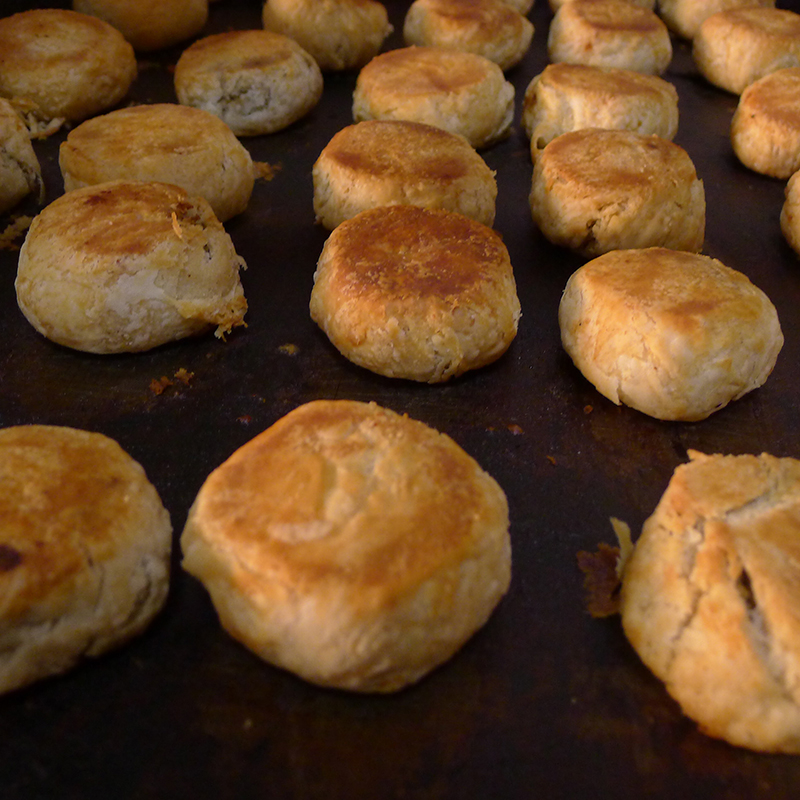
{"left": 2, "top": 1, "right": 800, "bottom": 797}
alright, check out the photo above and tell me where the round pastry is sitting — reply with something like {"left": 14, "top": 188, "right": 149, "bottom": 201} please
{"left": 402, "top": 0, "right": 534, "bottom": 72}
{"left": 262, "top": 0, "right": 393, "bottom": 72}
{"left": 312, "top": 119, "right": 497, "bottom": 229}
{"left": 522, "top": 63, "right": 679, "bottom": 159}
{"left": 309, "top": 205, "right": 520, "bottom": 382}
{"left": 731, "top": 68, "right": 800, "bottom": 179}
{"left": 59, "top": 103, "right": 254, "bottom": 223}
{"left": 352, "top": 46, "right": 515, "bottom": 149}
{"left": 180, "top": 398, "right": 512, "bottom": 693}
{"left": 0, "top": 424, "right": 172, "bottom": 695}
{"left": 501, "top": 0, "right": 534, "bottom": 12}
{"left": 0, "top": 9, "right": 137, "bottom": 124}
{"left": 620, "top": 450, "right": 800, "bottom": 753}
{"left": 529, "top": 128, "right": 705, "bottom": 256}
{"left": 780, "top": 170, "right": 800, "bottom": 259}
{"left": 174, "top": 29, "right": 323, "bottom": 137}
{"left": 72, "top": 0, "right": 209, "bottom": 52}
{"left": 15, "top": 180, "right": 248, "bottom": 354}
{"left": 547, "top": 0, "right": 672, "bottom": 75}
{"left": 550, "top": 0, "right": 654, "bottom": 9}
{"left": 558, "top": 247, "right": 783, "bottom": 421}
{"left": 0, "top": 98, "right": 43, "bottom": 215}
{"left": 658, "top": 0, "right": 775, "bottom": 41}
{"left": 693, "top": 7, "right": 800, "bottom": 95}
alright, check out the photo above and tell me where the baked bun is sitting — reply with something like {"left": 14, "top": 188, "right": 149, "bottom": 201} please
{"left": 780, "top": 170, "right": 800, "bottom": 259}
{"left": 353, "top": 46, "right": 515, "bottom": 149}
{"left": 262, "top": 0, "right": 393, "bottom": 72}
{"left": 15, "top": 180, "right": 248, "bottom": 354}
{"left": 72, "top": 0, "right": 209, "bottom": 52}
{"left": 658, "top": 0, "right": 775, "bottom": 41}
{"left": 502, "top": 0, "right": 534, "bottom": 12}
{"left": 310, "top": 205, "right": 520, "bottom": 382}
{"left": 558, "top": 247, "right": 783, "bottom": 421}
{"left": 731, "top": 68, "right": 800, "bottom": 178}
{"left": 403, "top": 0, "right": 534, "bottom": 71}
{"left": 693, "top": 7, "right": 800, "bottom": 95}
{"left": 59, "top": 104, "right": 254, "bottom": 223}
{"left": 0, "top": 424, "right": 172, "bottom": 695}
{"left": 312, "top": 119, "right": 497, "bottom": 229}
{"left": 174, "top": 29, "right": 323, "bottom": 137}
{"left": 180, "top": 399, "right": 512, "bottom": 693}
{"left": 0, "top": 98, "right": 43, "bottom": 215}
{"left": 529, "top": 128, "right": 705, "bottom": 256}
{"left": 0, "top": 9, "right": 136, "bottom": 124}
{"left": 550, "top": 0, "right": 654, "bottom": 9}
{"left": 522, "top": 63, "right": 679, "bottom": 159}
{"left": 620, "top": 450, "right": 800, "bottom": 753}
{"left": 548, "top": 0, "right": 672, "bottom": 75}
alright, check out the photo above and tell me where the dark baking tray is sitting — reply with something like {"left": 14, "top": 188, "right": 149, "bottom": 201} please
{"left": 2, "top": 1, "right": 800, "bottom": 797}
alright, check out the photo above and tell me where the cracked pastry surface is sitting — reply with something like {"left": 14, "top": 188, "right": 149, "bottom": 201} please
{"left": 309, "top": 204, "right": 520, "bottom": 382}
{"left": 0, "top": 425, "right": 172, "bottom": 695}
{"left": 620, "top": 451, "right": 800, "bottom": 753}
{"left": 529, "top": 128, "right": 705, "bottom": 256}
{"left": 0, "top": 98, "right": 43, "bottom": 215}
{"left": 180, "top": 399, "right": 512, "bottom": 693}
{"left": 174, "top": 29, "right": 323, "bottom": 137}
{"left": 558, "top": 248, "right": 783, "bottom": 421}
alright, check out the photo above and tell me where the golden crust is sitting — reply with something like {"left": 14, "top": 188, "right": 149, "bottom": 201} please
{"left": 780, "top": 170, "right": 800, "bottom": 258}
{"left": 693, "top": 7, "right": 800, "bottom": 95}
{"left": 731, "top": 67, "right": 800, "bottom": 178}
{"left": 353, "top": 46, "right": 515, "bottom": 149}
{"left": 73, "top": 0, "right": 208, "bottom": 52}
{"left": 658, "top": 0, "right": 775, "bottom": 41}
{"left": 312, "top": 119, "right": 497, "bottom": 228}
{"left": 0, "top": 9, "right": 136, "bottom": 123}
{"left": 621, "top": 451, "right": 800, "bottom": 753}
{"left": 0, "top": 425, "right": 172, "bottom": 694}
{"left": 310, "top": 205, "right": 520, "bottom": 382}
{"left": 403, "top": 0, "right": 534, "bottom": 71}
{"left": 529, "top": 128, "right": 705, "bottom": 256}
{"left": 15, "top": 180, "right": 248, "bottom": 353}
{"left": 547, "top": 0, "right": 672, "bottom": 75}
{"left": 0, "top": 98, "right": 43, "bottom": 214}
{"left": 174, "top": 30, "right": 323, "bottom": 137}
{"left": 59, "top": 104, "right": 254, "bottom": 223}
{"left": 558, "top": 248, "right": 783, "bottom": 420}
{"left": 181, "top": 399, "right": 511, "bottom": 692}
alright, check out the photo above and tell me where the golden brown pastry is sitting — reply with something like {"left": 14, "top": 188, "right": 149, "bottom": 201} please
{"left": 0, "top": 98, "right": 43, "bottom": 214}
{"left": 658, "top": 0, "right": 775, "bottom": 41}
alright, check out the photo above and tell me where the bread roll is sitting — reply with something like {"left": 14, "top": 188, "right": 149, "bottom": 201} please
{"left": 0, "top": 424, "right": 172, "bottom": 695}
{"left": 621, "top": 450, "right": 800, "bottom": 753}
{"left": 780, "top": 169, "right": 800, "bottom": 259}
{"left": 558, "top": 248, "right": 783, "bottom": 421}
{"left": 658, "top": 0, "right": 775, "bottom": 41}
{"left": 0, "top": 8, "right": 136, "bottom": 124}
{"left": 0, "top": 98, "right": 43, "bottom": 214}
{"left": 16, "top": 180, "right": 248, "bottom": 354}
{"left": 181, "top": 399, "right": 512, "bottom": 693}
{"left": 312, "top": 119, "right": 497, "bottom": 229}
{"left": 353, "top": 46, "right": 515, "bottom": 149}
{"left": 174, "top": 29, "right": 323, "bottom": 137}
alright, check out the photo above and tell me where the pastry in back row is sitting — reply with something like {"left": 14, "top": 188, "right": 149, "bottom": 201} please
{"left": 262, "top": 0, "right": 392, "bottom": 71}
{"left": 312, "top": 119, "right": 497, "bottom": 229}
{"left": 353, "top": 46, "right": 515, "bottom": 149}
{"left": 0, "top": 98, "right": 43, "bottom": 215}
{"left": 621, "top": 450, "right": 800, "bottom": 753}
{"left": 0, "top": 8, "right": 136, "bottom": 125}
{"left": 731, "top": 67, "right": 800, "bottom": 179}
{"left": 180, "top": 399, "right": 512, "bottom": 693}
{"left": 780, "top": 170, "right": 800, "bottom": 259}
{"left": 558, "top": 248, "right": 783, "bottom": 421}
{"left": 522, "top": 63, "right": 679, "bottom": 159}
{"left": 403, "top": 0, "right": 534, "bottom": 71}
{"left": 657, "top": 0, "right": 775, "bottom": 41}
{"left": 529, "top": 128, "right": 705, "bottom": 257}
{"left": 693, "top": 7, "right": 800, "bottom": 95}
{"left": 174, "top": 30, "right": 323, "bottom": 137}
{"left": 0, "top": 424, "right": 172, "bottom": 695}
{"left": 16, "top": 180, "right": 248, "bottom": 354}
{"left": 548, "top": 0, "right": 672, "bottom": 75}
{"left": 59, "top": 103, "right": 254, "bottom": 223}
{"left": 310, "top": 205, "right": 520, "bottom": 383}
{"left": 72, "top": 0, "right": 208, "bottom": 52}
